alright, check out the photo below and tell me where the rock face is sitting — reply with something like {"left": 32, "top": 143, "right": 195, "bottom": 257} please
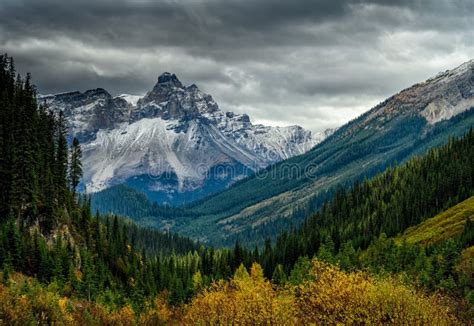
{"left": 342, "top": 59, "right": 474, "bottom": 137}
{"left": 41, "top": 88, "right": 131, "bottom": 142}
{"left": 40, "top": 73, "right": 324, "bottom": 204}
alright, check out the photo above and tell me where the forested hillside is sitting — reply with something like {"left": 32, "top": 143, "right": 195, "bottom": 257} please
{"left": 0, "top": 55, "right": 71, "bottom": 230}
{"left": 0, "top": 54, "right": 209, "bottom": 307}
{"left": 91, "top": 184, "right": 198, "bottom": 229}
{"left": 252, "top": 129, "right": 474, "bottom": 316}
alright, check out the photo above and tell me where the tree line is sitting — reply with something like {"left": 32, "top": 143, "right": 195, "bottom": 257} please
{"left": 0, "top": 54, "right": 82, "bottom": 232}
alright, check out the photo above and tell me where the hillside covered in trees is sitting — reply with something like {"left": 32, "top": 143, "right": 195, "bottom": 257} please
{"left": 0, "top": 54, "right": 473, "bottom": 323}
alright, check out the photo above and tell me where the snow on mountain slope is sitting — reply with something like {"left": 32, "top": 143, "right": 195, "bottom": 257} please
{"left": 41, "top": 73, "right": 325, "bottom": 203}
{"left": 117, "top": 94, "right": 142, "bottom": 106}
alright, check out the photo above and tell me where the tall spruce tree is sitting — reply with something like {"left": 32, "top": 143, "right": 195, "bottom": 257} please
{"left": 54, "top": 111, "right": 68, "bottom": 204}
{"left": 69, "top": 137, "right": 82, "bottom": 195}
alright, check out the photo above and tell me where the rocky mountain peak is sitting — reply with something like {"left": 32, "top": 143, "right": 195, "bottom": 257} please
{"left": 84, "top": 88, "right": 110, "bottom": 98}
{"left": 156, "top": 72, "right": 183, "bottom": 88}
{"left": 186, "top": 83, "right": 199, "bottom": 91}
{"left": 134, "top": 72, "right": 219, "bottom": 122}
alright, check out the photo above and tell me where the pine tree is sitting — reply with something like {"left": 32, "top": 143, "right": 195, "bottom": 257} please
{"left": 69, "top": 137, "right": 82, "bottom": 195}
{"left": 2, "top": 262, "right": 11, "bottom": 286}
{"left": 272, "top": 264, "right": 287, "bottom": 285}
{"left": 54, "top": 111, "right": 68, "bottom": 204}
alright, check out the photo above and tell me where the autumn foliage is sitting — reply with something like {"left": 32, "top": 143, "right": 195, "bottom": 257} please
{"left": 182, "top": 260, "right": 462, "bottom": 325}
{"left": 293, "top": 261, "right": 462, "bottom": 324}
{"left": 182, "top": 263, "right": 296, "bottom": 324}
{"left": 0, "top": 259, "right": 465, "bottom": 325}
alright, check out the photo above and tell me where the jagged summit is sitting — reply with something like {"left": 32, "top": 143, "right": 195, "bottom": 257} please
{"left": 187, "top": 83, "right": 199, "bottom": 91}
{"left": 135, "top": 72, "right": 219, "bottom": 121}
{"left": 156, "top": 72, "right": 183, "bottom": 88}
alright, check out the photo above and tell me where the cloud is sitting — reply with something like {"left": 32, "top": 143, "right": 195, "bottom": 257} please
{"left": 0, "top": 0, "right": 472, "bottom": 132}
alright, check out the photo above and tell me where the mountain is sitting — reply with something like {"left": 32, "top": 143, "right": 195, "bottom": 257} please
{"left": 168, "top": 60, "right": 474, "bottom": 245}
{"left": 40, "top": 73, "right": 325, "bottom": 205}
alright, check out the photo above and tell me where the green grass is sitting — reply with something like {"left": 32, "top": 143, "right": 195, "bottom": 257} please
{"left": 398, "top": 196, "right": 474, "bottom": 245}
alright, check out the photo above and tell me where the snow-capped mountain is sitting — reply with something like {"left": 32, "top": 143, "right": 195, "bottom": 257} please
{"left": 40, "top": 73, "right": 325, "bottom": 204}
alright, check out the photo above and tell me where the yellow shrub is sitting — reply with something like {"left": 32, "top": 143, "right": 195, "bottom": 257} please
{"left": 182, "top": 263, "right": 297, "bottom": 325}
{"left": 0, "top": 284, "right": 34, "bottom": 325}
{"left": 0, "top": 278, "right": 73, "bottom": 325}
{"left": 86, "top": 303, "right": 136, "bottom": 326}
{"left": 182, "top": 260, "right": 462, "bottom": 325}
{"left": 294, "top": 260, "right": 462, "bottom": 325}
{"left": 139, "top": 297, "right": 174, "bottom": 325}
{"left": 0, "top": 262, "right": 464, "bottom": 325}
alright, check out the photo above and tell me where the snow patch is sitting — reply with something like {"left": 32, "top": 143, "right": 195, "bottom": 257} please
{"left": 117, "top": 94, "right": 142, "bottom": 106}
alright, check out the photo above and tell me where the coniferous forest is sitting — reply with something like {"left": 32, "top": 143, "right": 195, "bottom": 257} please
{"left": 0, "top": 54, "right": 473, "bottom": 324}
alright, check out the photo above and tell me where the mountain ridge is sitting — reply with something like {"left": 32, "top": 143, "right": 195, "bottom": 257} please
{"left": 41, "top": 73, "right": 325, "bottom": 204}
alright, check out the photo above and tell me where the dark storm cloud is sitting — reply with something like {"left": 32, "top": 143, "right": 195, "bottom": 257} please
{"left": 0, "top": 0, "right": 472, "bottom": 131}
{"left": 0, "top": 0, "right": 350, "bottom": 51}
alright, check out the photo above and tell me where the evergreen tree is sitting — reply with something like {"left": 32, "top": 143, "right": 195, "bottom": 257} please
{"left": 69, "top": 137, "right": 82, "bottom": 195}
{"left": 272, "top": 264, "right": 287, "bottom": 285}
{"left": 54, "top": 111, "right": 68, "bottom": 204}
{"left": 2, "top": 262, "right": 11, "bottom": 286}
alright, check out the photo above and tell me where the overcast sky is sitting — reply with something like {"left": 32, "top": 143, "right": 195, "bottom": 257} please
{"left": 1, "top": 0, "right": 472, "bottom": 132}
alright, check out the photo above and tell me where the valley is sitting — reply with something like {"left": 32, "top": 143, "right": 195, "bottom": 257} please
{"left": 2, "top": 0, "right": 473, "bottom": 322}
{"left": 92, "top": 60, "right": 474, "bottom": 247}
{"left": 0, "top": 54, "right": 472, "bottom": 323}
